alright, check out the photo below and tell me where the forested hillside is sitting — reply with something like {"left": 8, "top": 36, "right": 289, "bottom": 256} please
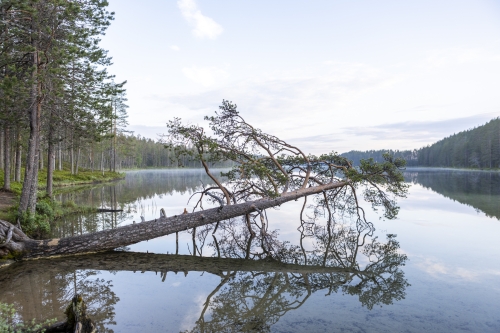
{"left": 342, "top": 117, "right": 500, "bottom": 169}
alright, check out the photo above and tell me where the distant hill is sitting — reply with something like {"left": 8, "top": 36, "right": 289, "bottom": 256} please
{"left": 341, "top": 117, "right": 500, "bottom": 169}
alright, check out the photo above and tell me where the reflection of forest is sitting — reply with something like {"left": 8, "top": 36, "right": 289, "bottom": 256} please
{"left": 0, "top": 265, "right": 119, "bottom": 333}
{"left": 50, "top": 170, "right": 222, "bottom": 238}
{"left": 1, "top": 213, "right": 408, "bottom": 332}
{"left": 404, "top": 169, "right": 500, "bottom": 220}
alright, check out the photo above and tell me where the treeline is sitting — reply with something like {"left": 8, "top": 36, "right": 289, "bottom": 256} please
{"left": 111, "top": 134, "right": 234, "bottom": 169}
{"left": 342, "top": 117, "right": 500, "bottom": 169}
{"left": 0, "top": 0, "right": 128, "bottom": 220}
{"left": 341, "top": 149, "right": 419, "bottom": 167}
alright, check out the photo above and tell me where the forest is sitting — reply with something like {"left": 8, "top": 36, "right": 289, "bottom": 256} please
{"left": 0, "top": 1, "right": 226, "bottom": 228}
{"left": 342, "top": 117, "right": 500, "bottom": 169}
{"left": 0, "top": 0, "right": 129, "bottom": 217}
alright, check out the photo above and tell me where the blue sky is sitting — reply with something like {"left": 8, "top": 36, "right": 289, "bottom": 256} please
{"left": 100, "top": 0, "right": 500, "bottom": 153}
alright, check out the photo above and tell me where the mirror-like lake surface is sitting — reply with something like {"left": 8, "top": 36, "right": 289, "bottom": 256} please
{"left": 1, "top": 168, "right": 499, "bottom": 332}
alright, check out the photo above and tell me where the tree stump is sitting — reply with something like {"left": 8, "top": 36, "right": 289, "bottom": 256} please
{"left": 39, "top": 294, "right": 96, "bottom": 333}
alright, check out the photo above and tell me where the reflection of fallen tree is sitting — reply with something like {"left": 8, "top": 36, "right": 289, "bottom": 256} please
{"left": 1, "top": 205, "right": 409, "bottom": 332}
{"left": 0, "top": 251, "right": 382, "bottom": 285}
{"left": 181, "top": 187, "right": 410, "bottom": 332}
{"left": 0, "top": 246, "right": 408, "bottom": 332}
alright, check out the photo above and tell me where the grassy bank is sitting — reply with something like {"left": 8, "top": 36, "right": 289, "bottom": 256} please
{"left": 0, "top": 169, "right": 124, "bottom": 196}
{"left": 0, "top": 169, "right": 124, "bottom": 237}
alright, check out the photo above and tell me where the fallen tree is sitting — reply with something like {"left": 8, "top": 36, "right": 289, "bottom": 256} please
{"left": 0, "top": 182, "right": 348, "bottom": 259}
{"left": 0, "top": 100, "right": 407, "bottom": 260}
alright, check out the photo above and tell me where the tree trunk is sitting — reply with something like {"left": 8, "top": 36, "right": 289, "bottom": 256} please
{"left": 75, "top": 147, "right": 80, "bottom": 174}
{"left": 3, "top": 124, "right": 10, "bottom": 190}
{"left": 58, "top": 137, "right": 62, "bottom": 171}
{"left": 39, "top": 139, "right": 43, "bottom": 171}
{"left": 0, "top": 180, "right": 347, "bottom": 260}
{"left": 47, "top": 125, "right": 55, "bottom": 198}
{"left": 0, "top": 122, "right": 4, "bottom": 170}
{"left": 0, "top": 251, "right": 362, "bottom": 284}
{"left": 113, "top": 104, "right": 117, "bottom": 172}
{"left": 27, "top": 115, "right": 40, "bottom": 213}
{"left": 109, "top": 142, "right": 112, "bottom": 172}
{"left": 19, "top": 47, "right": 41, "bottom": 215}
{"left": 14, "top": 126, "right": 21, "bottom": 182}
{"left": 70, "top": 145, "right": 74, "bottom": 174}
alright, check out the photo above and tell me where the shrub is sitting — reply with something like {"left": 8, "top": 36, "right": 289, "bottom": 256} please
{"left": 0, "top": 302, "right": 56, "bottom": 332}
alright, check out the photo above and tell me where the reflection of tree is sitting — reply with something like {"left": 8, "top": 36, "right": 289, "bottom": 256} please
{"left": 1, "top": 171, "right": 408, "bottom": 331}
{"left": 404, "top": 170, "right": 500, "bottom": 220}
{"left": 194, "top": 272, "right": 310, "bottom": 333}
{"left": 180, "top": 198, "right": 409, "bottom": 332}
{"left": 0, "top": 222, "right": 407, "bottom": 333}
{"left": 0, "top": 266, "right": 119, "bottom": 332}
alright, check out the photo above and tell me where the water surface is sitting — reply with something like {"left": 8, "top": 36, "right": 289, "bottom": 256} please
{"left": 1, "top": 168, "right": 499, "bottom": 332}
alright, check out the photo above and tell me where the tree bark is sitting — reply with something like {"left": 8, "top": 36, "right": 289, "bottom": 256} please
{"left": 14, "top": 126, "right": 21, "bottom": 182}
{"left": 75, "top": 147, "right": 80, "bottom": 175}
{"left": 39, "top": 139, "right": 43, "bottom": 171}
{"left": 27, "top": 105, "right": 41, "bottom": 213}
{"left": 0, "top": 122, "right": 4, "bottom": 170}
{"left": 70, "top": 144, "right": 74, "bottom": 174}
{"left": 19, "top": 46, "right": 41, "bottom": 215}
{"left": 0, "top": 180, "right": 347, "bottom": 260}
{"left": 100, "top": 149, "right": 104, "bottom": 176}
{"left": 47, "top": 123, "right": 55, "bottom": 198}
{"left": 3, "top": 124, "right": 10, "bottom": 190}
{"left": 58, "top": 137, "right": 62, "bottom": 171}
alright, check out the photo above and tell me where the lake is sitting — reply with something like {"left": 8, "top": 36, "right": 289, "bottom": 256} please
{"left": 1, "top": 168, "right": 499, "bottom": 332}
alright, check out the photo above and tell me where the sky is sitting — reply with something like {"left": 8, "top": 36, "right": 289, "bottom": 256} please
{"left": 99, "top": 0, "right": 500, "bottom": 154}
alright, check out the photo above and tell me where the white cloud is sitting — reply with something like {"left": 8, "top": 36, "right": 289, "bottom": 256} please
{"left": 177, "top": 0, "right": 223, "bottom": 39}
{"left": 182, "top": 66, "right": 229, "bottom": 87}
{"left": 170, "top": 45, "right": 180, "bottom": 51}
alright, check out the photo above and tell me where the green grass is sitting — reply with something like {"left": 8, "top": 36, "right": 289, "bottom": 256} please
{"left": 0, "top": 168, "right": 124, "bottom": 194}
{"left": 0, "top": 168, "right": 124, "bottom": 238}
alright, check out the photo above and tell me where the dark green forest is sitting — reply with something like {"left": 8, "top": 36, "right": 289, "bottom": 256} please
{"left": 342, "top": 117, "right": 500, "bottom": 169}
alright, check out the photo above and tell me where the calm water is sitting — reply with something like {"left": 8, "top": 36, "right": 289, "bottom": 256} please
{"left": 1, "top": 168, "right": 499, "bottom": 332}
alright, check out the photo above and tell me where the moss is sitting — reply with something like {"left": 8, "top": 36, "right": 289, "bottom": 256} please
{"left": 0, "top": 250, "right": 24, "bottom": 261}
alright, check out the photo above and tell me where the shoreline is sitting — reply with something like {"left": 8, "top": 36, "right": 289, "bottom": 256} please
{"left": 404, "top": 166, "right": 500, "bottom": 172}
{"left": 0, "top": 172, "right": 126, "bottom": 223}
{"left": 38, "top": 175, "right": 125, "bottom": 189}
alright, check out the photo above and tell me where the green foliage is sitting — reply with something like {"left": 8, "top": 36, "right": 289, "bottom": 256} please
{"left": 1, "top": 167, "right": 122, "bottom": 237}
{"left": 18, "top": 212, "right": 51, "bottom": 239}
{"left": 0, "top": 302, "right": 56, "bottom": 333}
{"left": 168, "top": 101, "right": 408, "bottom": 220}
